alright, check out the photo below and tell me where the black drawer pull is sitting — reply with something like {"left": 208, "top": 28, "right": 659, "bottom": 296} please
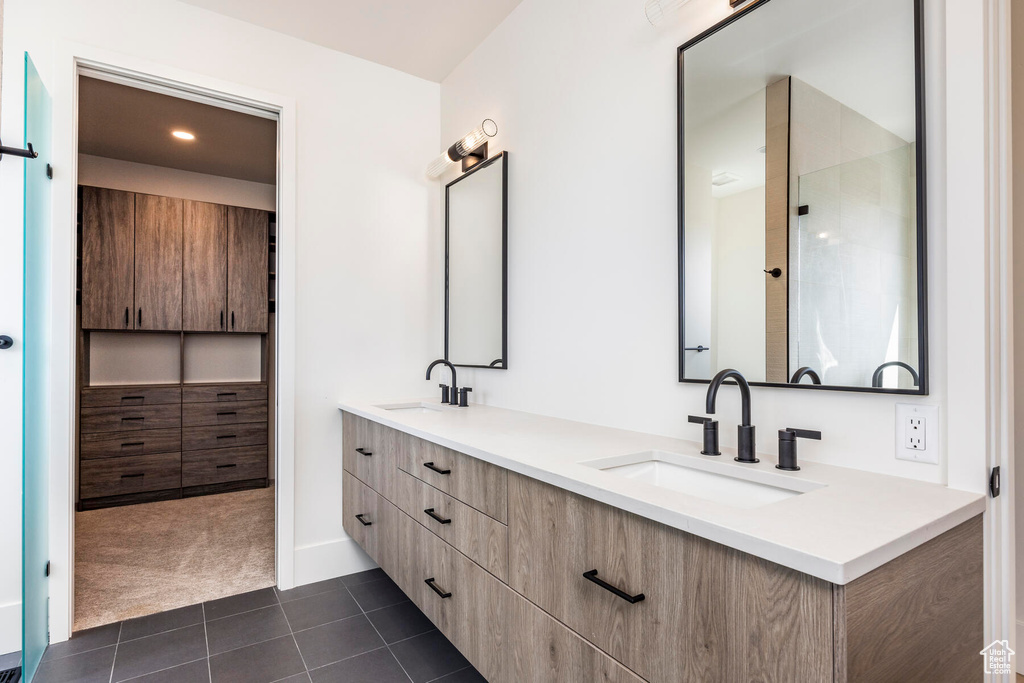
{"left": 217, "top": 435, "right": 237, "bottom": 440}
{"left": 216, "top": 464, "right": 237, "bottom": 469}
{"left": 355, "top": 448, "right": 373, "bottom": 457}
{"left": 423, "top": 508, "right": 452, "bottom": 525}
{"left": 217, "top": 411, "right": 237, "bottom": 416}
{"left": 121, "top": 396, "right": 145, "bottom": 401}
{"left": 582, "top": 570, "right": 646, "bottom": 604}
{"left": 424, "top": 577, "right": 452, "bottom": 599}
{"left": 120, "top": 442, "right": 145, "bottom": 448}
{"left": 125, "top": 307, "right": 130, "bottom": 328}
{"left": 121, "top": 417, "right": 145, "bottom": 422}
{"left": 423, "top": 461, "right": 451, "bottom": 475}
{"left": 217, "top": 392, "right": 237, "bottom": 398}
{"left": 355, "top": 513, "right": 372, "bottom": 526}
{"left": 121, "top": 473, "right": 144, "bottom": 479}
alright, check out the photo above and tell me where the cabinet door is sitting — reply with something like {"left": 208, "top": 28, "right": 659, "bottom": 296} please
{"left": 134, "top": 194, "right": 183, "bottom": 331}
{"left": 183, "top": 200, "right": 227, "bottom": 331}
{"left": 227, "top": 206, "right": 268, "bottom": 333}
{"left": 81, "top": 187, "right": 135, "bottom": 330}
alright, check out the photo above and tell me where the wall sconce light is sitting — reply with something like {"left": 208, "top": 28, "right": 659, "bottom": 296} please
{"left": 645, "top": 0, "right": 750, "bottom": 25}
{"left": 426, "top": 119, "right": 498, "bottom": 178}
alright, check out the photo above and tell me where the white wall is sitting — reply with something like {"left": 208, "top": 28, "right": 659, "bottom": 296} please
{"left": 440, "top": 0, "right": 958, "bottom": 484}
{"left": 1013, "top": 0, "right": 1024, "bottom": 640}
{"left": 0, "top": 0, "right": 440, "bottom": 648}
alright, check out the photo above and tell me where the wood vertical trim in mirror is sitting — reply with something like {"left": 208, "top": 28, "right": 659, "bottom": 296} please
{"left": 764, "top": 77, "right": 790, "bottom": 384}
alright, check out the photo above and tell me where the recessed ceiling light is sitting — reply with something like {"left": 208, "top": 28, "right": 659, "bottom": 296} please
{"left": 172, "top": 131, "right": 195, "bottom": 140}
{"left": 711, "top": 172, "right": 741, "bottom": 187}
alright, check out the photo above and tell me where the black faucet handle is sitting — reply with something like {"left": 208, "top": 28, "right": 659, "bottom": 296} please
{"left": 777, "top": 428, "right": 821, "bottom": 471}
{"left": 458, "top": 387, "right": 473, "bottom": 407}
{"left": 783, "top": 428, "right": 821, "bottom": 441}
{"left": 688, "top": 415, "right": 721, "bottom": 456}
{"left": 688, "top": 415, "right": 711, "bottom": 424}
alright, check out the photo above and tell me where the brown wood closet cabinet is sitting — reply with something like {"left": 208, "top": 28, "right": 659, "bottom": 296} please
{"left": 227, "top": 207, "right": 270, "bottom": 333}
{"left": 135, "top": 194, "right": 183, "bottom": 331}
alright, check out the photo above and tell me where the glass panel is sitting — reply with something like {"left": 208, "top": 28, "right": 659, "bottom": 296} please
{"left": 23, "top": 52, "right": 52, "bottom": 682}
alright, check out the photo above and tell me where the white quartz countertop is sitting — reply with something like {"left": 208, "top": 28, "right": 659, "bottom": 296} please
{"left": 338, "top": 399, "right": 985, "bottom": 585}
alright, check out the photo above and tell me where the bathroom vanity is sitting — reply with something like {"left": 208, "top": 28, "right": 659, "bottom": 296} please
{"left": 339, "top": 401, "right": 984, "bottom": 683}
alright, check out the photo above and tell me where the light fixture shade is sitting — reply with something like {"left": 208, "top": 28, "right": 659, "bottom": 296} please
{"left": 645, "top": 0, "right": 693, "bottom": 25}
{"left": 427, "top": 119, "right": 498, "bottom": 177}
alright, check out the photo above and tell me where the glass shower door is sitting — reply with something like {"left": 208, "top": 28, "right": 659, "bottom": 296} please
{"left": 23, "top": 52, "right": 52, "bottom": 682}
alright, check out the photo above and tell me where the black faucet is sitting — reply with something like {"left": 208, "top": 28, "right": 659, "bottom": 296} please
{"left": 687, "top": 415, "right": 721, "bottom": 456}
{"left": 426, "top": 359, "right": 459, "bottom": 406}
{"left": 789, "top": 367, "right": 822, "bottom": 385}
{"left": 777, "top": 428, "right": 821, "bottom": 471}
{"left": 870, "top": 361, "right": 919, "bottom": 388}
{"left": 705, "top": 369, "right": 757, "bottom": 463}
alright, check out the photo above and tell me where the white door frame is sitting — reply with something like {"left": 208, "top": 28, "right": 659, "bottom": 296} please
{"left": 46, "top": 41, "right": 297, "bottom": 643}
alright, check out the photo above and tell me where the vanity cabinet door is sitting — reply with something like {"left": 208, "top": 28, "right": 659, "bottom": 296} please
{"left": 507, "top": 473, "right": 832, "bottom": 683}
{"left": 227, "top": 206, "right": 268, "bottom": 333}
{"left": 342, "top": 413, "right": 399, "bottom": 500}
{"left": 134, "top": 194, "right": 183, "bottom": 331}
{"left": 342, "top": 472, "right": 398, "bottom": 572}
{"left": 183, "top": 200, "right": 228, "bottom": 332}
{"left": 81, "top": 187, "right": 135, "bottom": 330}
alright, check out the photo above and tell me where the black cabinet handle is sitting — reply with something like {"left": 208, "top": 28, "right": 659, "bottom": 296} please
{"left": 138, "top": 308, "right": 142, "bottom": 327}
{"left": 221, "top": 311, "right": 224, "bottom": 329}
{"left": 120, "top": 442, "right": 145, "bottom": 448}
{"left": 355, "top": 513, "right": 372, "bottom": 526}
{"left": 217, "top": 434, "right": 237, "bottom": 440}
{"left": 355, "top": 448, "right": 373, "bottom": 457}
{"left": 125, "top": 307, "right": 130, "bottom": 328}
{"left": 423, "top": 461, "right": 451, "bottom": 475}
{"left": 121, "top": 417, "right": 145, "bottom": 422}
{"left": 121, "top": 396, "right": 145, "bottom": 402}
{"left": 217, "top": 411, "right": 237, "bottom": 416}
{"left": 121, "top": 473, "right": 144, "bottom": 479}
{"left": 582, "top": 570, "right": 646, "bottom": 604}
{"left": 217, "top": 392, "right": 237, "bottom": 398}
{"left": 231, "top": 311, "right": 235, "bottom": 329}
{"left": 424, "top": 577, "right": 452, "bottom": 599}
{"left": 216, "top": 464, "right": 237, "bottom": 469}
{"left": 423, "top": 508, "right": 452, "bottom": 525}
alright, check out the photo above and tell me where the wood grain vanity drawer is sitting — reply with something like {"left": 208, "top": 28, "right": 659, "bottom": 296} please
{"left": 342, "top": 412, "right": 399, "bottom": 500}
{"left": 181, "top": 445, "right": 267, "bottom": 486}
{"left": 394, "top": 469, "right": 508, "bottom": 581}
{"left": 182, "top": 400, "right": 267, "bottom": 427}
{"left": 81, "top": 404, "right": 182, "bottom": 434}
{"left": 507, "top": 473, "right": 832, "bottom": 683}
{"left": 80, "top": 452, "right": 182, "bottom": 499}
{"left": 342, "top": 471, "right": 399, "bottom": 572}
{"left": 182, "top": 423, "right": 268, "bottom": 451}
{"left": 399, "top": 432, "right": 507, "bottom": 523}
{"left": 81, "top": 385, "right": 181, "bottom": 408}
{"left": 80, "top": 428, "right": 182, "bottom": 459}
{"left": 182, "top": 383, "right": 267, "bottom": 404}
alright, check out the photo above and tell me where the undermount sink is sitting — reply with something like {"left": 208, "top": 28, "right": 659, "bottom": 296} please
{"left": 375, "top": 401, "right": 450, "bottom": 414}
{"left": 582, "top": 450, "right": 825, "bottom": 509}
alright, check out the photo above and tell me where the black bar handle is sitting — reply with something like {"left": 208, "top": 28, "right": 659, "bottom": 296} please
{"left": 355, "top": 513, "right": 372, "bottom": 526}
{"left": 217, "top": 411, "right": 237, "bottom": 416}
{"left": 216, "top": 464, "right": 237, "bottom": 469}
{"left": 120, "top": 442, "right": 145, "bottom": 448}
{"left": 423, "top": 508, "right": 452, "bottom": 525}
{"left": 424, "top": 577, "right": 452, "bottom": 599}
{"left": 138, "top": 308, "right": 142, "bottom": 327}
{"left": 423, "top": 461, "right": 451, "bottom": 475}
{"left": 217, "top": 392, "right": 237, "bottom": 397}
{"left": 120, "top": 473, "right": 144, "bottom": 479}
{"left": 684, "top": 345, "right": 710, "bottom": 352}
{"left": 355, "top": 447, "right": 373, "bottom": 457}
{"left": 121, "top": 396, "right": 145, "bottom": 401}
{"left": 121, "top": 417, "right": 145, "bottom": 422}
{"left": 582, "top": 570, "right": 646, "bottom": 604}
{"left": 125, "top": 307, "right": 129, "bottom": 328}
{"left": 221, "top": 311, "right": 224, "bottom": 329}
{"left": 231, "top": 311, "right": 235, "bottom": 329}
{"left": 217, "top": 434, "right": 237, "bottom": 440}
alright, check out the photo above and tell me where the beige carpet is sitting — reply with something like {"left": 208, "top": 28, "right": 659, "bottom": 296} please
{"left": 74, "top": 486, "right": 275, "bottom": 631}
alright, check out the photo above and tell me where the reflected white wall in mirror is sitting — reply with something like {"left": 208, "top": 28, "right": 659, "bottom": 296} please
{"left": 680, "top": 0, "right": 925, "bottom": 392}
{"left": 446, "top": 153, "right": 508, "bottom": 368}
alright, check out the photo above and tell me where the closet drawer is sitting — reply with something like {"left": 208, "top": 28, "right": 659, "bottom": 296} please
{"left": 81, "top": 428, "right": 182, "bottom": 459}
{"left": 182, "top": 445, "right": 267, "bottom": 486}
{"left": 182, "top": 400, "right": 267, "bottom": 427}
{"left": 182, "top": 383, "right": 267, "bottom": 404}
{"left": 394, "top": 469, "right": 508, "bottom": 581}
{"left": 81, "top": 385, "right": 181, "bottom": 409}
{"left": 80, "top": 452, "right": 182, "bottom": 499}
{"left": 342, "top": 412, "right": 398, "bottom": 500}
{"left": 182, "top": 423, "right": 268, "bottom": 451}
{"left": 400, "top": 432, "right": 507, "bottom": 523}
{"left": 507, "top": 473, "right": 832, "bottom": 683}
{"left": 342, "top": 472, "right": 399, "bottom": 573}
{"left": 81, "top": 404, "right": 182, "bottom": 433}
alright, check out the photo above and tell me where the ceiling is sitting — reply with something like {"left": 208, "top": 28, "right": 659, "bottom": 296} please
{"left": 178, "top": 0, "right": 524, "bottom": 83}
{"left": 78, "top": 77, "right": 278, "bottom": 184}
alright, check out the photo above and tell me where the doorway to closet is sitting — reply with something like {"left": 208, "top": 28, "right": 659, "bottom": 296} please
{"left": 72, "top": 73, "right": 279, "bottom": 631}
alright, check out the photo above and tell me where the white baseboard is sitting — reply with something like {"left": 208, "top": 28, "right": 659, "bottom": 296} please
{"left": 293, "top": 537, "right": 376, "bottom": 587}
{"left": 0, "top": 601, "right": 20, "bottom": 656}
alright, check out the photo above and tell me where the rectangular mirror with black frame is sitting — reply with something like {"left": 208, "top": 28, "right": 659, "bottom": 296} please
{"left": 445, "top": 151, "right": 508, "bottom": 369}
{"left": 678, "top": 0, "right": 927, "bottom": 394}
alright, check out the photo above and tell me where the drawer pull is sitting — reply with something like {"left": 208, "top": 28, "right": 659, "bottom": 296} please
{"left": 120, "top": 396, "right": 145, "bottom": 401}
{"left": 216, "top": 464, "right": 237, "bottom": 469}
{"left": 217, "top": 435, "right": 237, "bottom": 440}
{"left": 355, "top": 513, "right": 372, "bottom": 526}
{"left": 217, "top": 392, "right": 237, "bottom": 398}
{"left": 583, "top": 570, "right": 646, "bottom": 604}
{"left": 423, "top": 461, "right": 451, "bottom": 475}
{"left": 423, "top": 508, "right": 452, "bottom": 525}
{"left": 120, "top": 442, "right": 145, "bottom": 448}
{"left": 424, "top": 577, "right": 452, "bottom": 599}
{"left": 120, "top": 473, "right": 144, "bottom": 479}
{"left": 121, "top": 417, "right": 145, "bottom": 422}
{"left": 217, "top": 411, "right": 237, "bottom": 416}
{"left": 355, "top": 448, "right": 373, "bottom": 457}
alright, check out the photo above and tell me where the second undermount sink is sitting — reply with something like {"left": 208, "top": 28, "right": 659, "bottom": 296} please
{"left": 582, "top": 450, "right": 825, "bottom": 509}
{"left": 375, "top": 401, "right": 451, "bottom": 414}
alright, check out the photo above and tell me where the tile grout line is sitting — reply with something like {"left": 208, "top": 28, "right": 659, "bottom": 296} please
{"left": 117, "top": 657, "right": 208, "bottom": 683}
{"left": 107, "top": 621, "right": 123, "bottom": 683}
{"left": 355, "top": 585, "right": 415, "bottom": 683}
{"left": 425, "top": 665, "right": 473, "bottom": 683}
{"left": 281, "top": 583, "right": 312, "bottom": 679}
{"left": 202, "top": 603, "right": 213, "bottom": 683}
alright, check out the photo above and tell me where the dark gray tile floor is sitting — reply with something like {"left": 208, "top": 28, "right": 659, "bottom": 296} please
{"left": 23, "top": 569, "right": 485, "bottom": 683}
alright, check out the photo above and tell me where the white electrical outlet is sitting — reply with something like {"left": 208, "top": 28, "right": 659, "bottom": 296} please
{"left": 895, "top": 404, "right": 939, "bottom": 464}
